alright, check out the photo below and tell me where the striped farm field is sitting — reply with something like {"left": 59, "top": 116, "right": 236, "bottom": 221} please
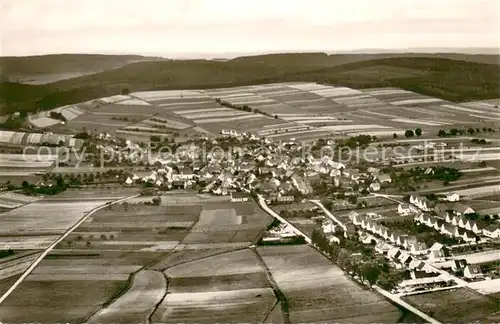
{"left": 256, "top": 245, "right": 402, "bottom": 323}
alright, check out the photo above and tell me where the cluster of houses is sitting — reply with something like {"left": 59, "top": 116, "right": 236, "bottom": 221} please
{"left": 118, "top": 132, "right": 396, "bottom": 202}
{"left": 351, "top": 213, "right": 428, "bottom": 255}
{"left": 408, "top": 194, "right": 500, "bottom": 239}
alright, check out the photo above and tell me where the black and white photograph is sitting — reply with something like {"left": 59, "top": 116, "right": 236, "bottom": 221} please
{"left": 0, "top": 0, "right": 499, "bottom": 323}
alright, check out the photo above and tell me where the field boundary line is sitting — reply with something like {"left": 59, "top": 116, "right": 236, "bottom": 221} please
{"left": 252, "top": 248, "right": 291, "bottom": 324}
{"left": 0, "top": 193, "right": 140, "bottom": 305}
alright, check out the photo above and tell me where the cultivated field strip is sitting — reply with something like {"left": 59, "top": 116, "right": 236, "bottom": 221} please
{"left": 256, "top": 245, "right": 402, "bottom": 323}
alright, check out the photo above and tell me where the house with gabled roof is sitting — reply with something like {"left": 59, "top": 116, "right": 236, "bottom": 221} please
{"left": 451, "top": 259, "right": 467, "bottom": 272}
{"left": 409, "top": 242, "right": 428, "bottom": 255}
{"left": 446, "top": 192, "right": 460, "bottom": 202}
{"left": 482, "top": 224, "right": 500, "bottom": 238}
{"left": 352, "top": 214, "right": 365, "bottom": 226}
{"left": 465, "top": 220, "right": 481, "bottom": 234}
{"left": 440, "top": 223, "right": 457, "bottom": 236}
{"left": 402, "top": 236, "right": 418, "bottom": 250}
{"left": 452, "top": 202, "right": 475, "bottom": 216}
{"left": 433, "top": 218, "right": 446, "bottom": 231}
{"left": 375, "top": 241, "right": 392, "bottom": 254}
{"left": 398, "top": 203, "right": 414, "bottom": 215}
{"left": 388, "top": 247, "right": 402, "bottom": 260}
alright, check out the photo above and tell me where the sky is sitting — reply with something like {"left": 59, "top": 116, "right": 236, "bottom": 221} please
{"left": 1, "top": 0, "right": 499, "bottom": 57}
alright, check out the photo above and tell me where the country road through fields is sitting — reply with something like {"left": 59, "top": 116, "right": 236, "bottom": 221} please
{"left": 0, "top": 193, "right": 140, "bottom": 305}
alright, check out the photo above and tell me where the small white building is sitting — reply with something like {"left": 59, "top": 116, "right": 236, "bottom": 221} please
{"left": 125, "top": 177, "right": 133, "bottom": 185}
{"left": 398, "top": 203, "right": 414, "bottom": 215}
{"left": 370, "top": 182, "right": 381, "bottom": 192}
{"left": 446, "top": 192, "right": 460, "bottom": 202}
{"left": 482, "top": 224, "right": 500, "bottom": 238}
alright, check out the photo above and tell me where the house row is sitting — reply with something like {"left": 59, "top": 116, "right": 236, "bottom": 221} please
{"left": 356, "top": 217, "right": 427, "bottom": 254}
{"left": 409, "top": 195, "right": 436, "bottom": 211}
{"left": 415, "top": 213, "right": 477, "bottom": 242}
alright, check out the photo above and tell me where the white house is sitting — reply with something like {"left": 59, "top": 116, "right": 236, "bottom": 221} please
{"left": 464, "top": 264, "right": 483, "bottom": 279}
{"left": 398, "top": 203, "right": 414, "bottom": 215}
{"left": 453, "top": 203, "right": 475, "bottom": 216}
{"left": 482, "top": 224, "right": 500, "bottom": 238}
{"left": 369, "top": 182, "right": 381, "bottom": 192}
{"left": 322, "top": 220, "right": 336, "bottom": 234}
{"left": 125, "top": 177, "right": 133, "bottom": 185}
{"left": 409, "top": 242, "right": 428, "bottom": 255}
{"left": 446, "top": 192, "right": 460, "bottom": 202}
{"left": 465, "top": 220, "right": 481, "bottom": 234}
{"left": 230, "top": 192, "right": 249, "bottom": 203}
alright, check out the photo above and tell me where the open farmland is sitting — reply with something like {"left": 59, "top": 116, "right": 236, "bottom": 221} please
{"left": 256, "top": 245, "right": 403, "bottom": 323}
{"left": 403, "top": 288, "right": 500, "bottom": 323}
{"left": 0, "top": 130, "right": 83, "bottom": 149}
{"left": 26, "top": 81, "right": 499, "bottom": 143}
{"left": 152, "top": 249, "right": 276, "bottom": 323}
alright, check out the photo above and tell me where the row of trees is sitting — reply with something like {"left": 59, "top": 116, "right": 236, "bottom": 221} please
{"left": 438, "top": 127, "right": 495, "bottom": 137}
{"left": 404, "top": 128, "right": 422, "bottom": 138}
{"left": 310, "top": 229, "right": 387, "bottom": 288}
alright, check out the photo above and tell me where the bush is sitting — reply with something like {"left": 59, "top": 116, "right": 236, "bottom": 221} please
{"left": 405, "top": 130, "right": 414, "bottom": 138}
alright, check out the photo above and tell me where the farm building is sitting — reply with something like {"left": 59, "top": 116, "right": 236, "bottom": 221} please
{"left": 230, "top": 192, "right": 250, "bottom": 202}
{"left": 482, "top": 224, "right": 500, "bottom": 238}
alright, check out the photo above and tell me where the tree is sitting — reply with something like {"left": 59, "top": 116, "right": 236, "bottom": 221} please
{"left": 21, "top": 181, "right": 29, "bottom": 189}
{"left": 467, "top": 128, "right": 475, "bottom": 135}
{"left": 438, "top": 129, "right": 447, "bottom": 137}
{"left": 404, "top": 130, "right": 414, "bottom": 138}
{"left": 392, "top": 133, "right": 398, "bottom": 139}
{"left": 415, "top": 128, "right": 422, "bottom": 137}
{"left": 121, "top": 88, "right": 130, "bottom": 95}
{"left": 361, "top": 262, "right": 381, "bottom": 287}
{"left": 274, "top": 115, "right": 278, "bottom": 119}
{"left": 450, "top": 128, "right": 458, "bottom": 136}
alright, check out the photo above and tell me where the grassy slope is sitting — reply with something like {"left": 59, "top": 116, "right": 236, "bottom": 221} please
{"left": 1, "top": 54, "right": 499, "bottom": 115}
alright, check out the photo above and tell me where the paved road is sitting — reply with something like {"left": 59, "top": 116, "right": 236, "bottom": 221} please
{"left": 257, "top": 195, "right": 311, "bottom": 244}
{"left": 309, "top": 200, "right": 346, "bottom": 231}
{"left": 373, "top": 286, "right": 442, "bottom": 324}
{"left": 257, "top": 195, "right": 442, "bottom": 324}
{"left": 0, "top": 193, "right": 140, "bottom": 305}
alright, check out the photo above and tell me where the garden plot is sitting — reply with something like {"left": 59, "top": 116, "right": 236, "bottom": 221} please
{"left": 257, "top": 245, "right": 402, "bottom": 323}
{"left": 0, "top": 280, "right": 128, "bottom": 323}
{"left": 403, "top": 288, "right": 499, "bottom": 323}
{"left": 152, "top": 249, "right": 276, "bottom": 323}
{"left": 87, "top": 270, "right": 166, "bottom": 324}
